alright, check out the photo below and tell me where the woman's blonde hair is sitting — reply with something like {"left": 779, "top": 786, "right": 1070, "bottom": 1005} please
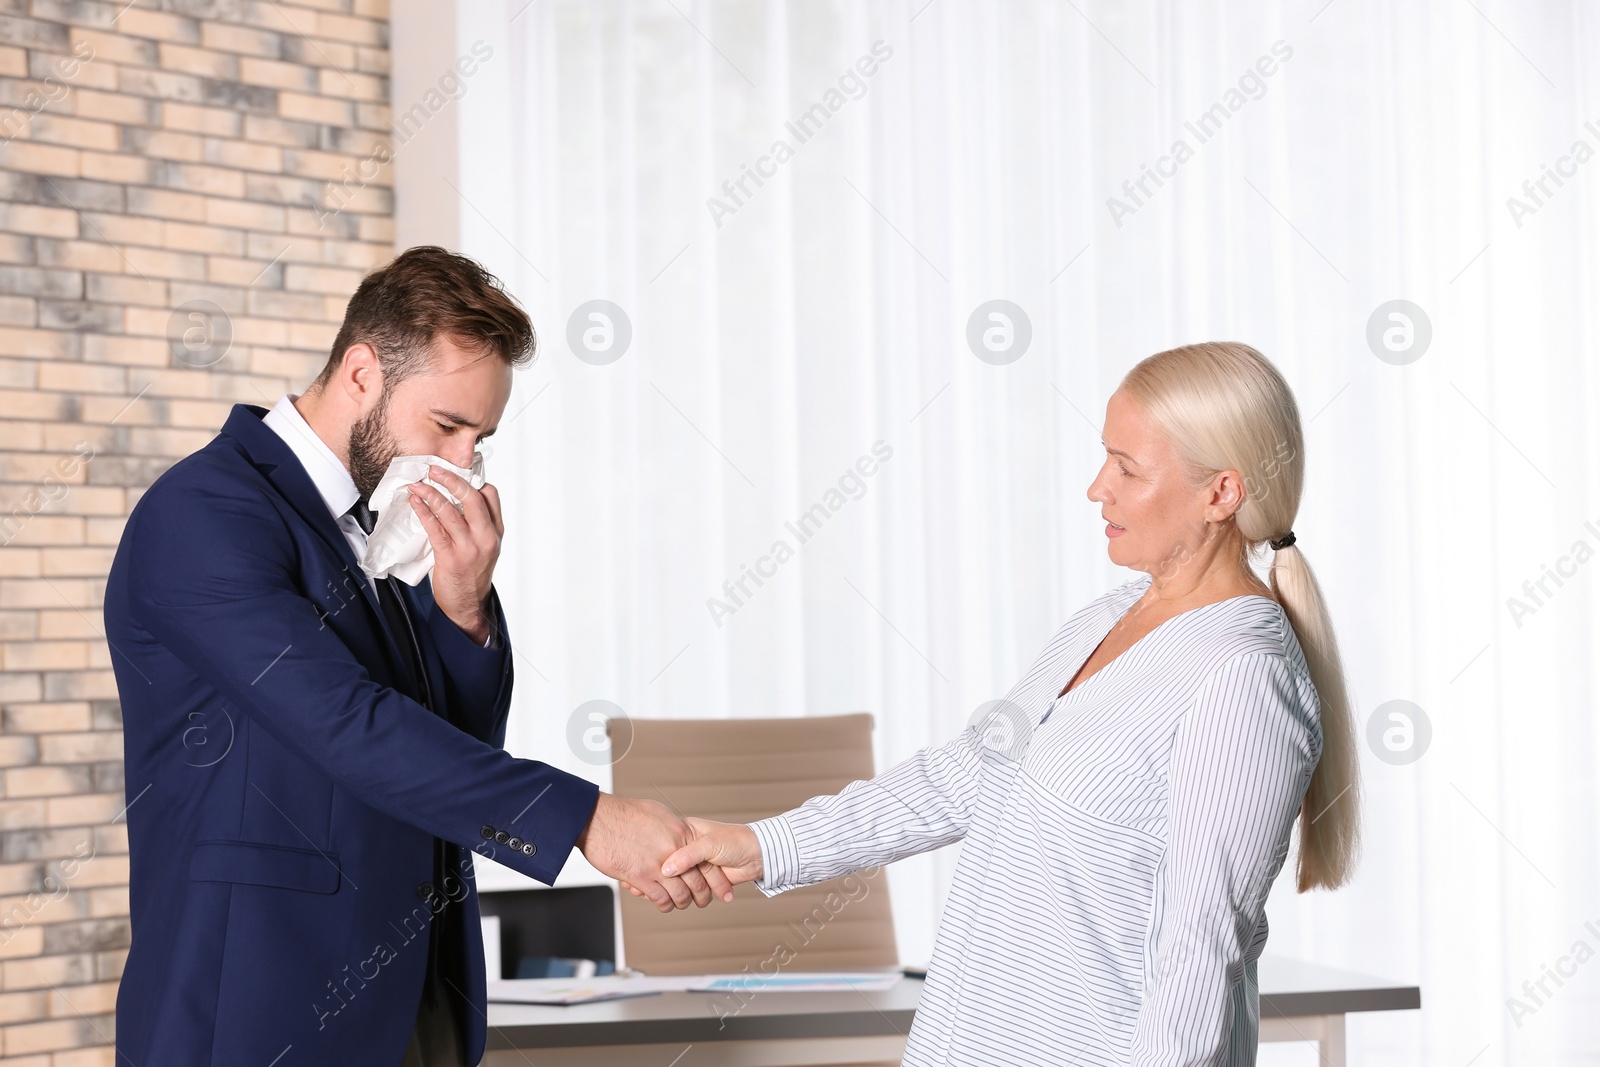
{"left": 1122, "top": 341, "right": 1360, "bottom": 892}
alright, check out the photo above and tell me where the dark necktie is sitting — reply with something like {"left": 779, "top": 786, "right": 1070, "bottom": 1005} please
{"left": 345, "top": 498, "right": 465, "bottom": 1067}
{"left": 346, "top": 499, "right": 435, "bottom": 712}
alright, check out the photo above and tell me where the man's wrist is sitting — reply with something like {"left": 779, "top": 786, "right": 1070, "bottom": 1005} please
{"left": 455, "top": 595, "right": 496, "bottom": 645}
{"left": 576, "top": 791, "right": 610, "bottom": 852}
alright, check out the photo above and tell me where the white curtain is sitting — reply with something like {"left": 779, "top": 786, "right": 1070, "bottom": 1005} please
{"left": 436, "top": 2, "right": 1600, "bottom": 1063}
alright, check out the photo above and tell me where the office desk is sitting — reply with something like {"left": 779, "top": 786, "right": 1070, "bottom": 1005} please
{"left": 481, "top": 956, "right": 1419, "bottom": 1066}
{"left": 1257, "top": 956, "right": 1421, "bottom": 1066}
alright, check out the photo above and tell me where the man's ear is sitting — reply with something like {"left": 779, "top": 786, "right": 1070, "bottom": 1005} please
{"left": 335, "top": 343, "right": 383, "bottom": 405}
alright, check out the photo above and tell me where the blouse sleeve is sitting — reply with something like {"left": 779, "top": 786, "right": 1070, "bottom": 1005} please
{"left": 1129, "top": 652, "right": 1321, "bottom": 1066}
{"left": 748, "top": 720, "right": 996, "bottom": 896}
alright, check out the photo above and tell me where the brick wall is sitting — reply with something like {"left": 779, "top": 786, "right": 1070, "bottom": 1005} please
{"left": 0, "top": 0, "right": 392, "bottom": 1061}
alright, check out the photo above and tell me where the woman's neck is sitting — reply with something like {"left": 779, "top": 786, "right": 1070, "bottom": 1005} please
{"left": 1139, "top": 537, "right": 1271, "bottom": 607}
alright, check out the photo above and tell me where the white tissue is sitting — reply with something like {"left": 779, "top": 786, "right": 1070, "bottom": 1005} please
{"left": 359, "top": 452, "right": 485, "bottom": 585}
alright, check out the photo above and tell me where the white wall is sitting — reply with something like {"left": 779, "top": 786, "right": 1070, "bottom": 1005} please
{"left": 393, "top": 2, "right": 1600, "bottom": 1062}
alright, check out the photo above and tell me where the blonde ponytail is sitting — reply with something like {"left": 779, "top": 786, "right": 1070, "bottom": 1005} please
{"left": 1268, "top": 542, "right": 1361, "bottom": 890}
{"left": 1123, "top": 342, "right": 1361, "bottom": 891}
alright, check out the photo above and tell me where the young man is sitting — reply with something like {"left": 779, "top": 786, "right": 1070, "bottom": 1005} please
{"left": 104, "top": 247, "right": 729, "bottom": 1066}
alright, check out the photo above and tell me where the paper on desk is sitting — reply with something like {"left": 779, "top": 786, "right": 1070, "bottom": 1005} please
{"left": 486, "top": 976, "right": 690, "bottom": 1005}
{"left": 688, "top": 972, "right": 902, "bottom": 993}
{"left": 485, "top": 971, "right": 902, "bottom": 1005}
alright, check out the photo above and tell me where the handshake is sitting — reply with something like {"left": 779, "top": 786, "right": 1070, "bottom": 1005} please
{"left": 575, "top": 793, "right": 767, "bottom": 913}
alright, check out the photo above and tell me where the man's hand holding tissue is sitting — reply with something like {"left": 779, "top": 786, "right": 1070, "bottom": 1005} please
{"left": 406, "top": 464, "right": 503, "bottom": 645}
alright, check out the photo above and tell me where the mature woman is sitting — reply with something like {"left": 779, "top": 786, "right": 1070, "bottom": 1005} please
{"left": 659, "top": 342, "right": 1361, "bottom": 1065}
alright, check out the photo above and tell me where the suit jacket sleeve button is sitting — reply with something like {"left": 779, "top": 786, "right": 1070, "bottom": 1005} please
{"left": 494, "top": 831, "right": 510, "bottom": 844}
{"left": 522, "top": 842, "right": 536, "bottom": 856}
{"left": 417, "top": 882, "right": 434, "bottom": 901}
{"left": 480, "top": 825, "right": 496, "bottom": 839}
{"left": 506, "top": 836, "right": 523, "bottom": 850}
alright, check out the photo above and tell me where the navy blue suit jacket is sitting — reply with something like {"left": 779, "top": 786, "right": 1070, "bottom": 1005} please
{"left": 103, "top": 403, "right": 601, "bottom": 1066}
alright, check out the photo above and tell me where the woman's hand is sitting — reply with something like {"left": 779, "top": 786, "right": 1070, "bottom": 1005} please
{"left": 576, "top": 793, "right": 733, "bottom": 911}
{"left": 619, "top": 817, "right": 764, "bottom": 905}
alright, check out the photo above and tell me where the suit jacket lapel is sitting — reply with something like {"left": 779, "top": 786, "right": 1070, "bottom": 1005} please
{"left": 218, "top": 404, "right": 390, "bottom": 633}
{"left": 218, "top": 404, "right": 474, "bottom": 719}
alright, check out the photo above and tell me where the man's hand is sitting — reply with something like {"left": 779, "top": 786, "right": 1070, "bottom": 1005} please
{"left": 407, "top": 465, "right": 502, "bottom": 644}
{"left": 578, "top": 794, "right": 735, "bottom": 913}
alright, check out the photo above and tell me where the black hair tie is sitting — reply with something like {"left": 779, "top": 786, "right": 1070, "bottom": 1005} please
{"left": 1269, "top": 531, "right": 1296, "bottom": 551}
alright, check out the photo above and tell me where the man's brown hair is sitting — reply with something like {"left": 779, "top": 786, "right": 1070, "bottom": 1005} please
{"left": 313, "top": 245, "right": 535, "bottom": 393}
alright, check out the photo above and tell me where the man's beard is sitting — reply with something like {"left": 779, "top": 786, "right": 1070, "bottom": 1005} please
{"left": 347, "top": 393, "right": 401, "bottom": 503}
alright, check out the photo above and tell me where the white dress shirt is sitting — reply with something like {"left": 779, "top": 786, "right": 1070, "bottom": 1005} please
{"left": 261, "top": 393, "right": 493, "bottom": 648}
{"left": 749, "top": 574, "right": 1321, "bottom": 1066}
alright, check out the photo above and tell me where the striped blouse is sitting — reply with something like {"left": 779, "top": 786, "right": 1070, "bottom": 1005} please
{"left": 749, "top": 574, "right": 1322, "bottom": 1065}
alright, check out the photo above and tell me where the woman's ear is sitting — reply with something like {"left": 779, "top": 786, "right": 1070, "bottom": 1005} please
{"left": 1205, "top": 468, "right": 1249, "bottom": 524}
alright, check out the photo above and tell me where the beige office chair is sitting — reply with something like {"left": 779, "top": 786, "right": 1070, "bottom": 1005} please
{"left": 608, "top": 713, "right": 899, "bottom": 976}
